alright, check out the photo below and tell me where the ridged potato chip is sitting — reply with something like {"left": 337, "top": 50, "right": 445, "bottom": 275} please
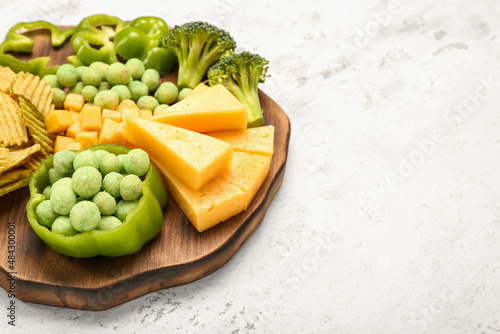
{"left": 18, "top": 97, "right": 54, "bottom": 157}
{"left": 0, "top": 167, "right": 33, "bottom": 187}
{"left": 0, "top": 143, "right": 41, "bottom": 173}
{"left": 0, "top": 66, "right": 15, "bottom": 94}
{"left": 0, "top": 176, "right": 30, "bottom": 197}
{"left": 11, "top": 72, "right": 54, "bottom": 117}
{"left": 0, "top": 92, "right": 28, "bottom": 147}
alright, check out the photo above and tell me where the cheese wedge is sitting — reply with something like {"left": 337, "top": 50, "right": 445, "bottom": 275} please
{"left": 206, "top": 125, "right": 275, "bottom": 156}
{"left": 225, "top": 151, "right": 272, "bottom": 209}
{"left": 125, "top": 117, "right": 233, "bottom": 191}
{"left": 153, "top": 158, "right": 245, "bottom": 232}
{"left": 152, "top": 84, "right": 247, "bottom": 133}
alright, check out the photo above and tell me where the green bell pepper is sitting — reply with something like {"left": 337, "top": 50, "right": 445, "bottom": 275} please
{"left": 114, "top": 16, "right": 176, "bottom": 75}
{"left": 26, "top": 144, "right": 168, "bottom": 258}
{"left": 70, "top": 14, "right": 125, "bottom": 65}
{"left": 0, "top": 21, "right": 75, "bottom": 76}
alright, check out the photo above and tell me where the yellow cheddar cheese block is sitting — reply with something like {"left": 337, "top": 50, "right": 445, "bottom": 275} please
{"left": 66, "top": 120, "right": 81, "bottom": 138}
{"left": 225, "top": 151, "right": 272, "bottom": 210}
{"left": 102, "top": 109, "right": 122, "bottom": 123}
{"left": 80, "top": 105, "right": 102, "bottom": 132}
{"left": 139, "top": 109, "right": 153, "bottom": 120}
{"left": 44, "top": 110, "right": 74, "bottom": 134}
{"left": 152, "top": 84, "right": 247, "bottom": 133}
{"left": 206, "top": 125, "right": 275, "bottom": 156}
{"left": 153, "top": 158, "right": 245, "bottom": 232}
{"left": 54, "top": 135, "right": 75, "bottom": 152}
{"left": 65, "top": 141, "right": 83, "bottom": 151}
{"left": 121, "top": 108, "right": 139, "bottom": 121}
{"left": 110, "top": 122, "right": 126, "bottom": 146}
{"left": 125, "top": 117, "right": 233, "bottom": 191}
{"left": 75, "top": 131, "right": 98, "bottom": 149}
{"left": 64, "top": 94, "right": 85, "bottom": 112}
{"left": 69, "top": 110, "right": 79, "bottom": 122}
{"left": 98, "top": 118, "right": 120, "bottom": 145}
{"left": 116, "top": 99, "right": 138, "bottom": 112}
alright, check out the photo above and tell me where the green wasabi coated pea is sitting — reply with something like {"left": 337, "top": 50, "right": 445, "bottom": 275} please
{"left": 100, "top": 153, "right": 121, "bottom": 176}
{"left": 35, "top": 200, "right": 59, "bottom": 228}
{"left": 68, "top": 82, "right": 85, "bottom": 95}
{"left": 123, "top": 148, "right": 150, "bottom": 177}
{"left": 48, "top": 167, "right": 66, "bottom": 185}
{"left": 117, "top": 154, "right": 127, "bottom": 174}
{"left": 82, "top": 85, "right": 98, "bottom": 103}
{"left": 102, "top": 172, "right": 123, "bottom": 198}
{"left": 89, "top": 62, "right": 109, "bottom": 80}
{"left": 52, "top": 177, "right": 73, "bottom": 190}
{"left": 98, "top": 81, "right": 111, "bottom": 92}
{"left": 137, "top": 96, "right": 159, "bottom": 111}
{"left": 42, "top": 185, "right": 52, "bottom": 199}
{"left": 73, "top": 150, "right": 100, "bottom": 170}
{"left": 155, "top": 82, "right": 178, "bottom": 105}
{"left": 120, "top": 174, "right": 142, "bottom": 201}
{"left": 153, "top": 104, "right": 169, "bottom": 116}
{"left": 51, "top": 216, "right": 79, "bottom": 236}
{"left": 56, "top": 64, "right": 78, "bottom": 88}
{"left": 125, "top": 58, "right": 145, "bottom": 80}
{"left": 111, "top": 85, "right": 131, "bottom": 102}
{"left": 128, "top": 81, "right": 149, "bottom": 102}
{"left": 72, "top": 166, "right": 102, "bottom": 199}
{"left": 43, "top": 74, "right": 62, "bottom": 89}
{"left": 51, "top": 88, "right": 66, "bottom": 109}
{"left": 93, "top": 149, "right": 110, "bottom": 161}
{"left": 94, "top": 90, "right": 119, "bottom": 110}
{"left": 50, "top": 185, "right": 77, "bottom": 215}
{"left": 106, "top": 62, "right": 130, "bottom": 86}
{"left": 141, "top": 69, "right": 160, "bottom": 92}
{"left": 92, "top": 191, "right": 117, "bottom": 216}
{"left": 75, "top": 66, "right": 87, "bottom": 81}
{"left": 115, "top": 199, "right": 139, "bottom": 222}
{"left": 81, "top": 67, "right": 102, "bottom": 87}
{"left": 53, "top": 150, "right": 76, "bottom": 175}
{"left": 70, "top": 200, "right": 101, "bottom": 232}
{"left": 97, "top": 216, "right": 122, "bottom": 231}
{"left": 177, "top": 87, "right": 193, "bottom": 101}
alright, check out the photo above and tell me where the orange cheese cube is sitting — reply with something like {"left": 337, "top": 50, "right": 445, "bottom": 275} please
{"left": 125, "top": 117, "right": 233, "bottom": 191}
{"left": 102, "top": 109, "right": 122, "bottom": 123}
{"left": 80, "top": 105, "right": 102, "bottom": 132}
{"left": 65, "top": 142, "right": 83, "bottom": 151}
{"left": 44, "top": 110, "right": 74, "bottom": 134}
{"left": 75, "top": 131, "right": 98, "bottom": 149}
{"left": 108, "top": 122, "right": 126, "bottom": 146}
{"left": 64, "top": 94, "right": 85, "bottom": 112}
{"left": 116, "top": 99, "right": 138, "bottom": 112}
{"left": 54, "top": 135, "right": 76, "bottom": 152}
{"left": 98, "top": 118, "right": 120, "bottom": 145}
{"left": 66, "top": 120, "right": 81, "bottom": 138}
{"left": 69, "top": 110, "right": 79, "bottom": 122}
{"left": 121, "top": 108, "right": 140, "bottom": 121}
{"left": 139, "top": 109, "right": 153, "bottom": 120}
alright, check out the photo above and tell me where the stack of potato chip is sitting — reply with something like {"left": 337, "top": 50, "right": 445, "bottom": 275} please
{"left": 0, "top": 66, "right": 55, "bottom": 197}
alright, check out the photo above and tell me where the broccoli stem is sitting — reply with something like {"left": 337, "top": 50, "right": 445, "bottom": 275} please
{"left": 224, "top": 77, "right": 264, "bottom": 127}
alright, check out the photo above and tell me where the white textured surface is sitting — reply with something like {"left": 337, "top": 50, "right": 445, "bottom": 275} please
{"left": 2, "top": 0, "right": 500, "bottom": 333}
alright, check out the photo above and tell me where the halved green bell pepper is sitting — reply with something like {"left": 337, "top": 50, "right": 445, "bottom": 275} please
{"left": 114, "top": 16, "right": 176, "bottom": 75}
{"left": 0, "top": 21, "right": 75, "bottom": 76}
{"left": 70, "top": 14, "right": 125, "bottom": 65}
{"left": 26, "top": 144, "right": 168, "bottom": 258}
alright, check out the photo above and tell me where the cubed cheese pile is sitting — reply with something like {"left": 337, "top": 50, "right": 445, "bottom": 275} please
{"left": 44, "top": 93, "right": 153, "bottom": 152}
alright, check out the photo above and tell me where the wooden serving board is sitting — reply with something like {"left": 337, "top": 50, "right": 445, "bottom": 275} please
{"left": 0, "top": 27, "right": 290, "bottom": 310}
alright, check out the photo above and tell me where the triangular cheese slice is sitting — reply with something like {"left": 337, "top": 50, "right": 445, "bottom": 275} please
{"left": 152, "top": 84, "right": 247, "bottom": 133}
{"left": 125, "top": 117, "right": 233, "bottom": 191}
{"left": 206, "top": 125, "right": 274, "bottom": 156}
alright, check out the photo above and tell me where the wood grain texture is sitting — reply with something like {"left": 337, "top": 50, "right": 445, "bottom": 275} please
{"left": 0, "top": 26, "right": 290, "bottom": 310}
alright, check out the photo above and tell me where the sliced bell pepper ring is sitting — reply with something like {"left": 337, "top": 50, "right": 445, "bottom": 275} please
{"left": 114, "top": 16, "right": 177, "bottom": 75}
{"left": 70, "top": 14, "right": 125, "bottom": 65}
{"left": 26, "top": 144, "right": 168, "bottom": 258}
{"left": 0, "top": 21, "right": 75, "bottom": 76}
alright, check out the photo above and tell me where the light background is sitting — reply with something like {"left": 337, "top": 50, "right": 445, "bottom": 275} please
{"left": 1, "top": 0, "right": 500, "bottom": 333}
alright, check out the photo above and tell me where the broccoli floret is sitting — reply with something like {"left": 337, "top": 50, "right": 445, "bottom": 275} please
{"left": 208, "top": 51, "right": 269, "bottom": 127}
{"left": 159, "top": 21, "right": 236, "bottom": 89}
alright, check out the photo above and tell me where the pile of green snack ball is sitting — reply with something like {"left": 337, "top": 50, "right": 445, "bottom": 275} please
{"left": 35, "top": 148, "right": 151, "bottom": 236}
{"left": 44, "top": 58, "right": 193, "bottom": 116}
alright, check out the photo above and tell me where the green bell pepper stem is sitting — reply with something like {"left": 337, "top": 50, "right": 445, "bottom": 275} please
{"left": 70, "top": 14, "right": 125, "bottom": 65}
{"left": 0, "top": 21, "right": 75, "bottom": 76}
{"left": 114, "top": 16, "right": 176, "bottom": 75}
{"left": 26, "top": 144, "right": 168, "bottom": 258}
